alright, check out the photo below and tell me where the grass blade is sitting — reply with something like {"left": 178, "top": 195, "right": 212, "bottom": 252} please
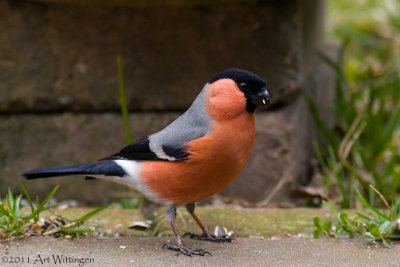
{"left": 74, "top": 203, "right": 113, "bottom": 226}
{"left": 18, "top": 181, "right": 35, "bottom": 214}
{"left": 6, "top": 188, "right": 15, "bottom": 218}
{"left": 0, "top": 202, "right": 9, "bottom": 217}
{"left": 24, "top": 185, "right": 59, "bottom": 222}
{"left": 117, "top": 56, "right": 132, "bottom": 145}
{"left": 60, "top": 226, "right": 94, "bottom": 234}
{"left": 355, "top": 212, "right": 373, "bottom": 221}
{"left": 305, "top": 94, "right": 340, "bottom": 147}
{"left": 13, "top": 195, "right": 22, "bottom": 219}
{"left": 355, "top": 186, "right": 388, "bottom": 221}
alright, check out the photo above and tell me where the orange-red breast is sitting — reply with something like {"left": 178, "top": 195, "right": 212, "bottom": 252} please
{"left": 23, "top": 68, "right": 271, "bottom": 256}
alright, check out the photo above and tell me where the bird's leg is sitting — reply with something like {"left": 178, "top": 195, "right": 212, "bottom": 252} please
{"left": 162, "top": 205, "right": 212, "bottom": 256}
{"left": 183, "top": 203, "right": 236, "bottom": 243}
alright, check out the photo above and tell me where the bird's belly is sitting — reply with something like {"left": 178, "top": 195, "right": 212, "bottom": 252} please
{"left": 140, "top": 153, "right": 249, "bottom": 204}
{"left": 140, "top": 115, "right": 255, "bottom": 204}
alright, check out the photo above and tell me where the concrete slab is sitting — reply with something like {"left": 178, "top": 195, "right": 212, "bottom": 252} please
{"left": 0, "top": 0, "right": 301, "bottom": 112}
{"left": 1, "top": 207, "right": 399, "bottom": 266}
{"left": 1, "top": 236, "right": 399, "bottom": 266}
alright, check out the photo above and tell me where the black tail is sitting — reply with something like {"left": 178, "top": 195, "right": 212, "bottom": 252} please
{"left": 22, "top": 161, "right": 126, "bottom": 180}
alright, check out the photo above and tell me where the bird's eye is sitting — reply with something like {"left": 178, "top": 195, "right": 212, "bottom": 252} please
{"left": 239, "top": 82, "right": 247, "bottom": 90}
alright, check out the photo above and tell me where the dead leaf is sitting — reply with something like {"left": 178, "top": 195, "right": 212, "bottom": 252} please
{"left": 128, "top": 220, "right": 152, "bottom": 231}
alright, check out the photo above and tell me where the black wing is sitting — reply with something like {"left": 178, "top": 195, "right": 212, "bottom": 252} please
{"left": 102, "top": 137, "right": 188, "bottom": 161}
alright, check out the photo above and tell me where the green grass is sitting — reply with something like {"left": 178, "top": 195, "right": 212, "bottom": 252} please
{"left": 313, "top": 185, "right": 400, "bottom": 248}
{"left": 117, "top": 56, "right": 132, "bottom": 145}
{"left": 0, "top": 183, "right": 112, "bottom": 239}
{"left": 310, "top": 0, "right": 400, "bottom": 248}
{"left": 309, "top": 0, "right": 400, "bottom": 208}
{"left": 0, "top": 183, "right": 58, "bottom": 238}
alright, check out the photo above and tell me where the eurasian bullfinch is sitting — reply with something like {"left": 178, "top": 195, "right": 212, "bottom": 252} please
{"left": 23, "top": 68, "right": 271, "bottom": 256}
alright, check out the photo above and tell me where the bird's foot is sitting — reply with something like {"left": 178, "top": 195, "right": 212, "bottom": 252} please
{"left": 183, "top": 232, "right": 236, "bottom": 243}
{"left": 162, "top": 242, "right": 212, "bottom": 257}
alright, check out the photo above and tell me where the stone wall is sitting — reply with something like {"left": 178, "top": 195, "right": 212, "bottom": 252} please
{"left": 0, "top": 0, "right": 335, "bottom": 204}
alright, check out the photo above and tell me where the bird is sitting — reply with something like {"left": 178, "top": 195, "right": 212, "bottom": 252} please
{"left": 22, "top": 68, "right": 271, "bottom": 256}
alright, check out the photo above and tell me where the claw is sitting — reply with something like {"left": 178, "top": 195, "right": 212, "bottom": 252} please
{"left": 162, "top": 242, "right": 212, "bottom": 257}
{"left": 204, "top": 250, "right": 213, "bottom": 256}
{"left": 183, "top": 232, "right": 236, "bottom": 243}
{"left": 182, "top": 232, "right": 196, "bottom": 239}
{"left": 162, "top": 243, "right": 171, "bottom": 250}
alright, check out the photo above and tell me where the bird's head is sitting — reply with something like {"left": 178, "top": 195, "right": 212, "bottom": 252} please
{"left": 207, "top": 68, "right": 271, "bottom": 116}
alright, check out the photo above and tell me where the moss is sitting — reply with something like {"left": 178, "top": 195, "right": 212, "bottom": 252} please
{"left": 172, "top": 207, "right": 338, "bottom": 238}
{"left": 40, "top": 207, "right": 338, "bottom": 238}
{"left": 41, "top": 207, "right": 148, "bottom": 237}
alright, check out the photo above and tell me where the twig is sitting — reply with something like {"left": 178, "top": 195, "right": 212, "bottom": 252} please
{"left": 257, "top": 161, "right": 295, "bottom": 207}
{"left": 369, "top": 184, "right": 396, "bottom": 221}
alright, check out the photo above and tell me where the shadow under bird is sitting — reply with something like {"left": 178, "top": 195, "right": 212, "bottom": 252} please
{"left": 23, "top": 68, "right": 271, "bottom": 256}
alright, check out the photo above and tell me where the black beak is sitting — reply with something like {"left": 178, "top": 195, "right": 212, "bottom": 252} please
{"left": 251, "top": 87, "right": 271, "bottom": 106}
